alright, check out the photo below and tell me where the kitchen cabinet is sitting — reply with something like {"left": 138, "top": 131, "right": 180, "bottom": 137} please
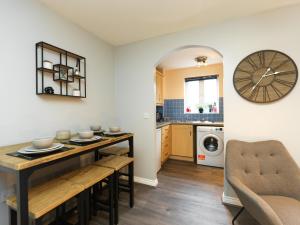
{"left": 161, "top": 125, "right": 171, "bottom": 164}
{"left": 156, "top": 128, "right": 162, "bottom": 172}
{"left": 171, "top": 125, "right": 193, "bottom": 158}
{"left": 156, "top": 70, "right": 163, "bottom": 105}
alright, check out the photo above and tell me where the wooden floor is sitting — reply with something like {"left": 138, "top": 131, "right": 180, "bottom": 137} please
{"left": 91, "top": 160, "right": 259, "bottom": 225}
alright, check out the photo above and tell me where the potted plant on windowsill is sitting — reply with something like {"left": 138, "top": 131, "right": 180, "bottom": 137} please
{"left": 198, "top": 105, "right": 204, "bottom": 113}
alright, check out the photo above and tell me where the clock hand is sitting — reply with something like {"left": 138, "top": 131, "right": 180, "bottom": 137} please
{"left": 263, "top": 71, "right": 281, "bottom": 77}
{"left": 251, "top": 68, "right": 271, "bottom": 92}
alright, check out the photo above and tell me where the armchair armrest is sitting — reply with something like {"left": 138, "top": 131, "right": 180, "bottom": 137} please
{"left": 228, "top": 176, "right": 283, "bottom": 225}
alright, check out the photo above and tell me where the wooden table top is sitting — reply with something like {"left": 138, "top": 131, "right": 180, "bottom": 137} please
{"left": 0, "top": 134, "right": 133, "bottom": 171}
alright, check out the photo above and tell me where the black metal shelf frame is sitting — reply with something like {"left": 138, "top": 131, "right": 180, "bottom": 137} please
{"left": 35, "top": 42, "right": 86, "bottom": 98}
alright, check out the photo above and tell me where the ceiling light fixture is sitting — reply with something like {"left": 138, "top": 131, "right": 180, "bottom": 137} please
{"left": 195, "top": 56, "right": 208, "bottom": 67}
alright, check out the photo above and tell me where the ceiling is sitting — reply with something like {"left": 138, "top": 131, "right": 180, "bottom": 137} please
{"left": 40, "top": 0, "right": 300, "bottom": 46}
{"left": 158, "top": 47, "right": 222, "bottom": 70}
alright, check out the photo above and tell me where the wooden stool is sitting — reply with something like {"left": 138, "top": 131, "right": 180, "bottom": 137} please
{"left": 94, "top": 156, "right": 134, "bottom": 224}
{"left": 6, "top": 178, "right": 84, "bottom": 225}
{"left": 61, "top": 165, "right": 115, "bottom": 225}
{"left": 99, "top": 146, "right": 129, "bottom": 156}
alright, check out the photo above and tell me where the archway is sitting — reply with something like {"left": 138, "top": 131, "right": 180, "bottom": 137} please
{"left": 154, "top": 45, "right": 224, "bottom": 176}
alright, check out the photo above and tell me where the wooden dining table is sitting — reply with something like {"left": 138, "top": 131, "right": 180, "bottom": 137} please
{"left": 0, "top": 133, "right": 134, "bottom": 225}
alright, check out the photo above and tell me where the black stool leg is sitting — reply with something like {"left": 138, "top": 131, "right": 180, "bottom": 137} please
{"left": 129, "top": 162, "right": 134, "bottom": 208}
{"left": 89, "top": 190, "right": 92, "bottom": 220}
{"left": 114, "top": 171, "right": 119, "bottom": 224}
{"left": 92, "top": 184, "right": 98, "bottom": 217}
{"left": 108, "top": 174, "right": 114, "bottom": 225}
{"left": 35, "top": 218, "right": 42, "bottom": 225}
{"left": 232, "top": 207, "right": 244, "bottom": 225}
{"left": 84, "top": 190, "right": 90, "bottom": 225}
{"left": 9, "top": 208, "right": 17, "bottom": 225}
{"left": 78, "top": 192, "right": 86, "bottom": 225}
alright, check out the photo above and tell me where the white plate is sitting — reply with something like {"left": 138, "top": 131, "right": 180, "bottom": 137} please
{"left": 104, "top": 131, "right": 125, "bottom": 135}
{"left": 22, "top": 143, "right": 64, "bottom": 152}
{"left": 18, "top": 143, "right": 64, "bottom": 155}
{"left": 70, "top": 135, "right": 102, "bottom": 143}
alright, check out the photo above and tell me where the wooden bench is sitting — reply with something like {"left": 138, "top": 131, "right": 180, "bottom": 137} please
{"left": 7, "top": 165, "right": 116, "bottom": 225}
{"left": 94, "top": 155, "right": 134, "bottom": 224}
{"left": 6, "top": 178, "right": 84, "bottom": 225}
{"left": 60, "top": 165, "right": 115, "bottom": 225}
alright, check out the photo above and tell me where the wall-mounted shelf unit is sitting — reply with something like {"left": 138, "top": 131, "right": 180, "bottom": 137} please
{"left": 36, "top": 42, "right": 86, "bottom": 98}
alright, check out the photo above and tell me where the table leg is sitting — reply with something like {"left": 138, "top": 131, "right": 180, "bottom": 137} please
{"left": 128, "top": 136, "right": 134, "bottom": 157}
{"left": 16, "top": 170, "right": 31, "bottom": 225}
{"left": 129, "top": 162, "right": 134, "bottom": 208}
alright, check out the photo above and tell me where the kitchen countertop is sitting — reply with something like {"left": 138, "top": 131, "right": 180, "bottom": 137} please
{"left": 156, "top": 121, "right": 224, "bottom": 129}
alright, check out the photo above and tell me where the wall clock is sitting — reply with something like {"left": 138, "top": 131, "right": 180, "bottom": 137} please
{"left": 233, "top": 50, "right": 298, "bottom": 103}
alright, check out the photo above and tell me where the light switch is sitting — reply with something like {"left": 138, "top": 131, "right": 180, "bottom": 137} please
{"left": 143, "top": 113, "right": 150, "bottom": 119}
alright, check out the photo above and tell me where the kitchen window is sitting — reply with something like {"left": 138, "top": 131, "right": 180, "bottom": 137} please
{"left": 184, "top": 75, "right": 219, "bottom": 114}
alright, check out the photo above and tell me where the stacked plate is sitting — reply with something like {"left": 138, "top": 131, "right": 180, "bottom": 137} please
{"left": 104, "top": 131, "right": 126, "bottom": 136}
{"left": 18, "top": 143, "right": 64, "bottom": 155}
{"left": 70, "top": 135, "right": 102, "bottom": 143}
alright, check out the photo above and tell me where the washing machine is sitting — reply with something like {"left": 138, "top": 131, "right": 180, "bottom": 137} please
{"left": 197, "top": 126, "right": 224, "bottom": 168}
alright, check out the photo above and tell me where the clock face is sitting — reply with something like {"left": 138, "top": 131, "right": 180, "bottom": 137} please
{"left": 233, "top": 50, "right": 298, "bottom": 103}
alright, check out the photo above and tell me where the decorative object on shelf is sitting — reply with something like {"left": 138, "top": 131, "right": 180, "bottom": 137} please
{"left": 53, "top": 66, "right": 73, "bottom": 82}
{"left": 72, "top": 89, "right": 80, "bottom": 96}
{"left": 43, "top": 60, "right": 53, "bottom": 70}
{"left": 195, "top": 56, "right": 208, "bottom": 67}
{"left": 233, "top": 50, "right": 298, "bottom": 103}
{"left": 74, "top": 69, "right": 80, "bottom": 76}
{"left": 44, "top": 86, "right": 54, "bottom": 94}
{"left": 36, "top": 42, "right": 86, "bottom": 98}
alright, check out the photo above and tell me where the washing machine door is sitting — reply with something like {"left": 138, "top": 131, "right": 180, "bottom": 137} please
{"left": 200, "top": 134, "right": 224, "bottom": 156}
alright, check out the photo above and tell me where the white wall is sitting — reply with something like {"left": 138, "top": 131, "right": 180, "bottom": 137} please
{"left": 0, "top": 0, "right": 115, "bottom": 224}
{"left": 115, "top": 5, "right": 300, "bottom": 198}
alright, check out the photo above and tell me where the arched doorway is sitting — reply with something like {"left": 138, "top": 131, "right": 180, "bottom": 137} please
{"left": 154, "top": 45, "right": 224, "bottom": 175}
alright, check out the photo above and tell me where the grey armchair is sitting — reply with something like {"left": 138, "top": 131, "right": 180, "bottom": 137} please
{"left": 225, "top": 140, "right": 300, "bottom": 225}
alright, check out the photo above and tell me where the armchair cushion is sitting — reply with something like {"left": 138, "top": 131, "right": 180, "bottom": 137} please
{"left": 261, "top": 195, "right": 300, "bottom": 225}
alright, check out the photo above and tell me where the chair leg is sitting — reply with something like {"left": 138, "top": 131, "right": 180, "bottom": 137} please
{"left": 128, "top": 162, "right": 134, "bottom": 208}
{"left": 108, "top": 174, "right": 115, "bottom": 225}
{"left": 232, "top": 207, "right": 244, "bottom": 225}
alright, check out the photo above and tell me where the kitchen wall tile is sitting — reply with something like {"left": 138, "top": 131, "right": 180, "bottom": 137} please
{"left": 163, "top": 97, "right": 224, "bottom": 122}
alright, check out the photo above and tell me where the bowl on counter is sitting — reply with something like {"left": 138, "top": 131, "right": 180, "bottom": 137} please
{"left": 90, "top": 125, "right": 102, "bottom": 131}
{"left": 32, "top": 137, "right": 54, "bottom": 149}
{"left": 109, "top": 126, "right": 121, "bottom": 133}
{"left": 56, "top": 130, "right": 71, "bottom": 140}
{"left": 78, "top": 130, "right": 94, "bottom": 139}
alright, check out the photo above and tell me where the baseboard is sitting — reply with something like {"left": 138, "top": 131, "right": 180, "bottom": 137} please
{"left": 169, "top": 155, "right": 193, "bottom": 162}
{"left": 222, "top": 192, "right": 242, "bottom": 207}
{"left": 134, "top": 176, "right": 158, "bottom": 187}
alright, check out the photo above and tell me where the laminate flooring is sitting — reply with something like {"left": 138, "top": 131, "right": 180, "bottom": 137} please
{"left": 91, "top": 159, "right": 259, "bottom": 225}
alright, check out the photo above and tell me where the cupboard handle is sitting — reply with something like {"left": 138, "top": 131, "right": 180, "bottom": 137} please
{"left": 190, "top": 131, "right": 192, "bottom": 136}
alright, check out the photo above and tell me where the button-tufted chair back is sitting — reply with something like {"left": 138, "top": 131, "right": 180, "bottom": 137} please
{"left": 226, "top": 140, "right": 299, "bottom": 199}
